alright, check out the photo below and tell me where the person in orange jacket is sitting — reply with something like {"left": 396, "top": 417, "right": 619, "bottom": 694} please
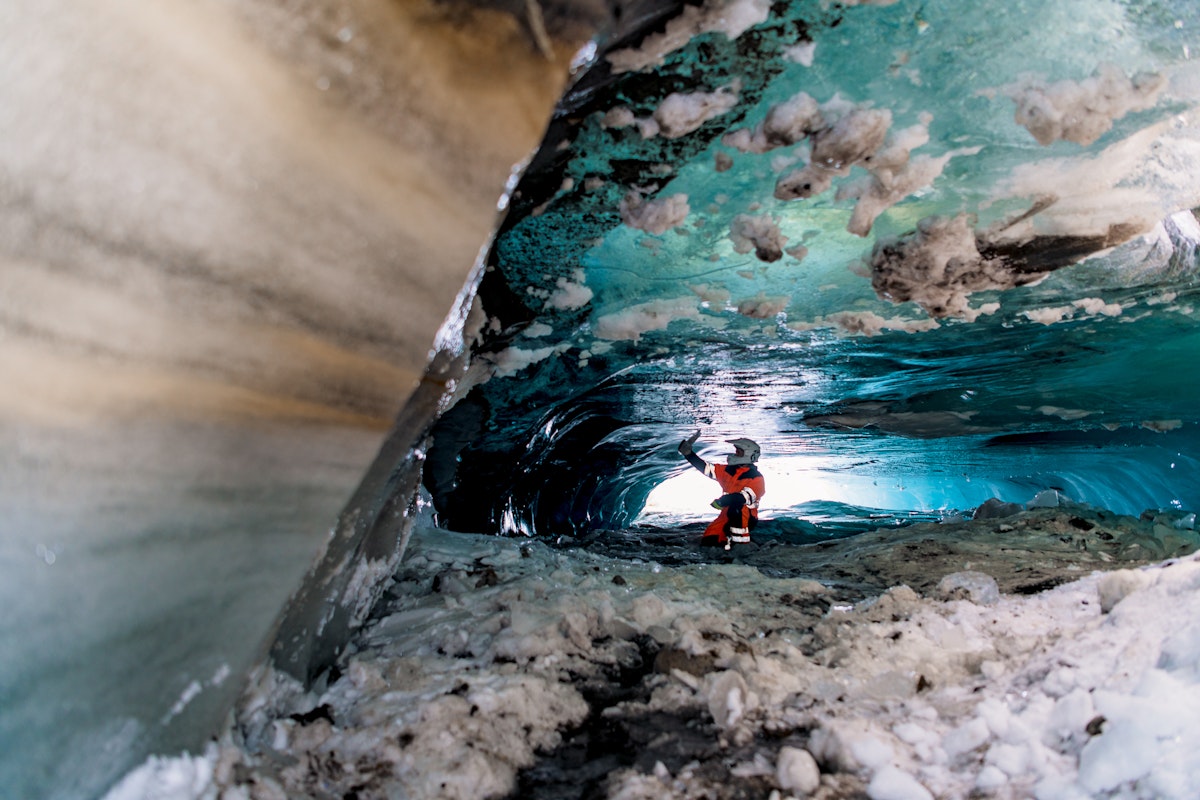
{"left": 677, "top": 431, "right": 765, "bottom": 549}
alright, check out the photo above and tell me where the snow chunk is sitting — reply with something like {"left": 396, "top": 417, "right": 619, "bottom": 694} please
{"left": 1037, "top": 405, "right": 1092, "bottom": 420}
{"left": 776, "top": 746, "right": 821, "bottom": 794}
{"left": 775, "top": 106, "right": 892, "bottom": 200}
{"left": 1023, "top": 305, "right": 1073, "bottom": 325}
{"left": 1096, "top": 568, "right": 1153, "bottom": 613}
{"left": 620, "top": 192, "right": 691, "bottom": 235}
{"left": 810, "top": 719, "right": 894, "bottom": 772}
{"left": 594, "top": 296, "right": 701, "bottom": 341}
{"left": 840, "top": 150, "right": 969, "bottom": 237}
{"left": 652, "top": 85, "right": 740, "bottom": 139}
{"left": 492, "top": 344, "right": 560, "bottom": 377}
{"left": 1072, "top": 297, "right": 1123, "bottom": 317}
{"left": 600, "top": 107, "right": 636, "bottom": 129}
{"left": 870, "top": 214, "right": 1043, "bottom": 318}
{"left": 606, "top": 0, "right": 770, "bottom": 73}
{"left": 783, "top": 41, "right": 816, "bottom": 67}
{"left": 735, "top": 292, "right": 789, "bottom": 319}
{"left": 689, "top": 283, "right": 732, "bottom": 306}
{"left": 723, "top": 91, "right": 822, "bottom": 154}
{"left": 102, "top": 743, "right": 220, "bottom": 800}
{"left": 817, "top": 310, "right": 940, "bottom": 336}
{"left": 547, "top": 269, "right": 593, "bottom": 310}
{"left": 729, "top": 213, "right": 787, "bottom": 261}
{"left": 936, "top": 571, "right": 1000, "bottom": 605}
{"left": 812, "top": 107, "right": 892, "bottom": 170}
{"left": 867, "top": 766, "right": 934, "bottom": 800}
{"left": 1003, "top": 64, "right": 1166, "bottom": 146}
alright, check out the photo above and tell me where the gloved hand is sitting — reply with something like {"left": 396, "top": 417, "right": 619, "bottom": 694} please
{"left": 678, "top": 429, "right": 701, "bottom": 456}
{"left": 710, "top": 498, "right": 723, "bottom": 509}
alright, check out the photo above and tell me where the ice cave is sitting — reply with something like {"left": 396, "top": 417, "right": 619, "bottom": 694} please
{"left": 7, "top": 0, "right": 1200, "bottom": 798}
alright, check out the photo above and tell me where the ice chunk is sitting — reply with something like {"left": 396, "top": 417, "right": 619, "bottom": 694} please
{"left": 936, "top": 571, "right": 1000, "bottom": 605}
{"left": 705, "top": 670, "right": 751, "bottom": 728}
{"left": 972, "top": 497, "right": 1024, "bottom": 520}
{"left": 1027, "top": 489, "right": 1062, "bottom": 508}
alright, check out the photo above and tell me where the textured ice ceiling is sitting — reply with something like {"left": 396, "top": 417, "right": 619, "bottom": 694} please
{"left": 420, "top": 0, "right": 1200, "bottom": 537}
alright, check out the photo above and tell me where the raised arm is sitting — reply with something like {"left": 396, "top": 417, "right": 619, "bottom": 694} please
{"left": 677, "top": 430, "right": 707, "bottom": 473}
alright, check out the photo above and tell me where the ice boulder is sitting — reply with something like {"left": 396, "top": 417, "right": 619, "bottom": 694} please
{"left": 936, "top": 571, "right": 1000, "bottom": 605}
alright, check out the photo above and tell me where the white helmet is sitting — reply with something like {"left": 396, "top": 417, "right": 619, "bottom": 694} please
{"left": 725, "top": 438, "right": 760, "bottom": 465}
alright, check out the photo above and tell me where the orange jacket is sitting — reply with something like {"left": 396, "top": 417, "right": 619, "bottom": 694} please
{"left": 697, "top": 460, "right": 765, "bottom": 545}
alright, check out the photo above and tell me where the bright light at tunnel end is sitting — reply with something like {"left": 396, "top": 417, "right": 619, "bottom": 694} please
{"left": 641, "top": 455, "right": 946, "bottom": 518}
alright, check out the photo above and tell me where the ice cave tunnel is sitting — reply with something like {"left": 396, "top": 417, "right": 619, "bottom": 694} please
{"left": 9, "top": 0, "right": 1200, "bottom": 798}
{"left": 415, "top": 0, "right": 1200, "bottom": 542}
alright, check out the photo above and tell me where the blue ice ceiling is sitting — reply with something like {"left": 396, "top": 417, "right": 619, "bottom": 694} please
{"left": 423, "top": 0, "right": 1200, "bottom": 537}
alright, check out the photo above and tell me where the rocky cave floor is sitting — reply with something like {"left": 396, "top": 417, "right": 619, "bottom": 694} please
{"left": 166, "top": 502, "right": 1200, "bottom": 800}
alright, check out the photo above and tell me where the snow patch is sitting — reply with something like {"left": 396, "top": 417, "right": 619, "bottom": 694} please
{"left": 594, "top": 296, "right": 702, "bottom": 341}
{"left": 492, "top": 344, "right": 562, "bottom": 377}
{"left": 606, "top": 0, "right": 770, "bottom": 73}
{"left": 870, "top": 214, "right": 1044, "bottom": 318}
{"left": 1073, "top": 296, "right": 1124, "bottom": 317}
{"left": 735, "top": 292, "right": 789, "bottom": 319}
{"left": 728, "top": 213, "right": 787, "bottom": 261}
{"left": 619, "top": 192, "right": 691, "bottom": 235}
{"left": 723, "top": 91, "right": 823, "bottom": 154}
{"left": 814, "top": 310, "right": 941, "bottom": 336}
{"left": 547, "top": 269, "right": 594, "bottom": 310}
{"left": 651, "top": 85, "right": 740, "bottom": 139}
{"left": 992, "top": 113, "right": 1200, "bottom": 244}
{"left": 1023, "top": 305, "right": 1074, "bottom": 325}
{"left": 688, "top": 283, "right": 732, "bottom": 306}
{"left": 783, "top": 41, "right": 816, "bottom": 67}
{"left": 1001, "top": 64, "right": 1166, "bottom": 146}
{"left": 102, "top": 743, "right": 221, "bottom": 800}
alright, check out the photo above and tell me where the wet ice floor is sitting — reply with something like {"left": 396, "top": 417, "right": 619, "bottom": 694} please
{"left": 107, "top": 502, "right": 1200, "bottom": 800}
